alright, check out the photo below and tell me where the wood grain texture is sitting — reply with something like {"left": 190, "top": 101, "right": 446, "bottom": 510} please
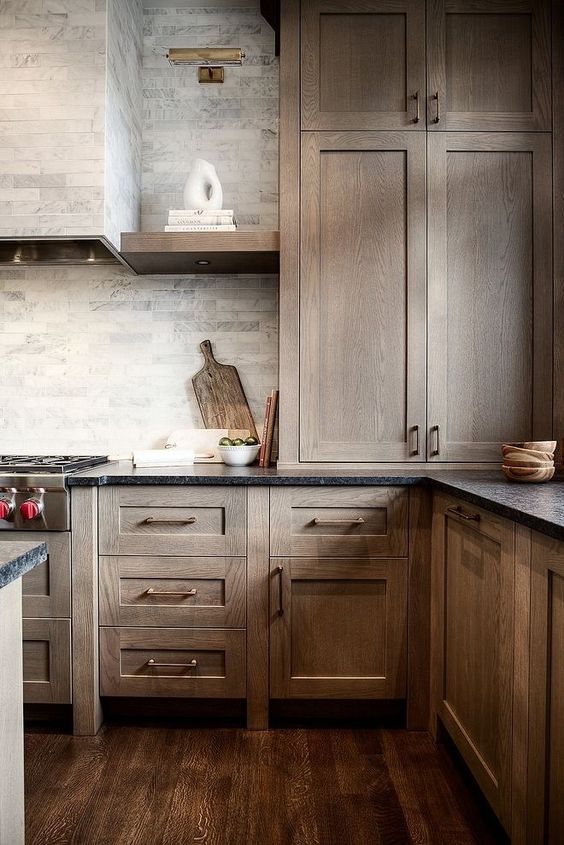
{"left": 99, "top": 627, "right": 246, "bottom": 699}
{"left": 99, "top": 556, "right": 246, "bottom": 629}
{"left": 120, "top": 229, "right": 280, "bottom": 276}
{"left": 427, "top": 0, "right": 551, "bottom": 130}
{"left": 24, "top": 726, "right": 504, "bottom": 845}
{"left": 407, "top": 486, "right": 432, "bottom": 730}
{"left": 270, "top": 557, "right": 407, "bottom": 699}
{"left": 527, "top": 531, "right": 564, "bottom": 844}
{"left": 270, "top": 486, "right": 408, "bottom": 557}
{"left": 22, "top": 619, "right": 71, "bottom": 704}
{"left": 277, "top": 0, "right": 300, "bottom": 465}
{"left": 192, "top": 340, "right": 258, "bottom": 438}
{"left": 71, "top": 486, "right": 102, "bottom": 736}
{"left": 99, "top": 485, "right": 246, "bottom": 557}
{"left": 553, "top": 0, "right": 564, "bottom": 459}
{"left": 300, "top": 131, "right": 426, "bottom": 462}
{"left": 428, "top": 132, "right": 553, "bottom": 462}
{"left": 430, "top": 493, "right": 515, "bottom": 832}
{"left": 302, "top": 0, "right": 425, "bottom": 130}
{"left": 246, "top": 486, "right": 270, "bottom": 729}
{"left": 18, "top": 532, "right": 71, "bottom": 618}
{"left": 0, "top": 579, "right": 24, "bottom": 845}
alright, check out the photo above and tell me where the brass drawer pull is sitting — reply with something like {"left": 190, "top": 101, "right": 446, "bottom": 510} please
{"left": 142, "top": 516, "right": 197, "bottom": 526}
{"left": 431, "top": 425, "right": 441, "bottom": 457}
{"left": 411, "top": 425, "right": 420, "bottom": 457}
{"left": 312, "top": 517, "right": 365, "bottom": 526}
{"left": 277, "top": 565, "right": 284, "bottom": 615}
{"left": 147, "top": 658, "right": 197, "bottom": 669}
{"left": 145, "top": 588, "right": 197, "bottom": 597}
{"left": 413, "top": 90, "right": 420, "bottom": 123}
{"left": 447, "top": 506, "right": 480, "bottom": 522}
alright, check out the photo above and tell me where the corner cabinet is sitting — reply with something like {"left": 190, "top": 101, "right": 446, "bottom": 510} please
{"left": 430, "top": 494, "right": 516, "bottom": 832}
{"left": 279, "top": 0, "right": 554, "bottom": 466}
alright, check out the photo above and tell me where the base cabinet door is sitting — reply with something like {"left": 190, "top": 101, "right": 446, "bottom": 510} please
{"left": 527, "top": 533, "right": 564, "bottom": 844}
{"left": 270, "top": 558, "right": 407, "bottom": 699}
{"left": 431, "top": 495, "right": 515, "bottom": 831}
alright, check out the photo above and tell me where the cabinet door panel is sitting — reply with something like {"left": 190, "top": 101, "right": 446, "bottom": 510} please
{"left": 528, "top": 534, "right": 564, "bottom": 844}
{"left": 431, "top": 496, "right": 514, "bottom": 830}
{"left": 428, "top": 133, "right": 552, "bottom": 461}
{"left": 427, "top": 0, "right": 551, "bottom": 130}
{"left": 301, "top": 132, "right": 426, "bottom": 462}
{"left": 271, "top": 558, "right": 407, "bottom": 698}
{"left": 302, "top": 0, "right": 425, "bottom": 130}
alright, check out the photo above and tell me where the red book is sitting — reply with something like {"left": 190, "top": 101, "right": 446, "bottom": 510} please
{"left": 258, "top": 395, "right": 272, "bottom": 467}
{"left": 264, "top": 389, "right": 279, "bottom": 466}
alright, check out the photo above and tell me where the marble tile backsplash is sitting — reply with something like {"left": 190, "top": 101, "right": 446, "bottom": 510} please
{"left": 0, "top": 267, "right": 278, "bottom": 454}
{"left": 142, "top": 3, "right": 279, "bottom": 229}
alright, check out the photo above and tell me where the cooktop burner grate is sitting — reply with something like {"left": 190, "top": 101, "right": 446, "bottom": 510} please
{"left": 0, "top": 455, "right": 109, "bottom": 474}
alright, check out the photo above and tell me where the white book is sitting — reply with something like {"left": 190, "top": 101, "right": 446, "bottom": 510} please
{"left": 165, "top": 224, "right": 238, "bottom": 232}
{"left": 168, "top": 216, "right": 235, "bottom": 226}
{"left": 168, "top": 209, "right": 235, "bottom": 219}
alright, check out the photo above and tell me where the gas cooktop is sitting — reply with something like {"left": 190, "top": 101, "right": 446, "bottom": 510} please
{"left": 0, "top": 456, "right": 109, "bottom": 474}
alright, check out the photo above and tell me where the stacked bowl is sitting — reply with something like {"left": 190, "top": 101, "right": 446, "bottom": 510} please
{"left": 501, "top": 441, "right": 557, "bottom": 483}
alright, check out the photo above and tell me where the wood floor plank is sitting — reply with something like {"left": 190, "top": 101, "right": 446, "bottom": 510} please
{"left": 25, "top": 726, "right": 504, "bottom": 845}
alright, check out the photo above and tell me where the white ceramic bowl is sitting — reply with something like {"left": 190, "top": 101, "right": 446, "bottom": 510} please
{"left": 218, "top": 444, "right": 260, "bottom": 467}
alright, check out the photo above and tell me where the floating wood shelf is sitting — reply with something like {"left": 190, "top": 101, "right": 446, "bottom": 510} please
{"left": 120, "top": 229, "right": 280, "bottom": 275}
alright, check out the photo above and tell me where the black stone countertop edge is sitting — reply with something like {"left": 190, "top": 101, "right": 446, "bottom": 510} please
{"left": 0, "top": 541, "right": 47, "bottom": 590}
{"left": 67, "top": 463, "right": 564, "bottom": 542}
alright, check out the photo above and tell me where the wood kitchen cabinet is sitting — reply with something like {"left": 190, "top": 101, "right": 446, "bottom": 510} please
{"left": 270, "top": 557, "right": 407, "bottom": 698}
{"left": 301, "top": 0, "right": 425, "bottom": 130}
{"left": 527, "top": 532, "right": 564, "bottom": 844}
{"left": 427, "top": 0, "right": 551, "bottom": 131}
{"left": 300, "top": 131, "right": 426, "bottom": 462}
{"left": 427, "top": 132, "right": 553, "bottom": 462}
{"left": 430, "top": 494, "right": 517, "bottom": 832}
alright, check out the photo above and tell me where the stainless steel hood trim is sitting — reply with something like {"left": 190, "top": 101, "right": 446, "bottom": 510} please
{"left": 0, "top": 235, "right": 134, "bottom": 270}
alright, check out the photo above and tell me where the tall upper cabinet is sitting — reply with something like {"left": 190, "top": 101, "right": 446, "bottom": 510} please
{"left": 278, "top": 0, "right": 555, "bottom": 466}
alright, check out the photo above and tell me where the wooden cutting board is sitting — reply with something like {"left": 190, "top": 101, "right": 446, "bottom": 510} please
{"left": 192, "top": 340, "right": 258, "bottom": 439}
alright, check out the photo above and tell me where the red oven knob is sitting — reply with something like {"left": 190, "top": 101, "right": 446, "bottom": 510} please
{"left": 20, "top": 499, "right": 43, "bottom": 521}
{"left": 0, "top": 499, "right": 13, "bottom": 520}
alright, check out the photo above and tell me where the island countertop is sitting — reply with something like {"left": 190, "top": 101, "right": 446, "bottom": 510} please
{"left": 0, "top": 541, "right": 48, "bottom": 591}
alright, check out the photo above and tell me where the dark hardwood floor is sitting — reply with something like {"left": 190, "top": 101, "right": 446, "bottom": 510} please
{"left": 25, "top": 726, "right": 506, "bottom": 845}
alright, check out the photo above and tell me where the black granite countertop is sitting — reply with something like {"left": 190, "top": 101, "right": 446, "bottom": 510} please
{"left": 0, "top": 541, "right": 47, "bottom": 590}
{"left": 68, "top": 462, "right": 564, "bottom": 541}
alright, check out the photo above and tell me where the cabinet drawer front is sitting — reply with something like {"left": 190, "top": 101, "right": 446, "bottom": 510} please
{"left": 99, "top": 487, "right": 246, "bottom": 556}
{"left": 22, "top": 618, "right": 71, "bottom": 704}
{"left": 270, "top": 487, "right": 408, "bottom": 557}
{"left": 100, "top": 627, "right": 246, "bottom": 698}
{"left": 1, "top": 532, "right": 70, "bottom": 618}
{"left": 99, "top": 557, "right": 246, "bottom": 628}
{"left": 270, "top": 558, "right": 408, "bottom": 699}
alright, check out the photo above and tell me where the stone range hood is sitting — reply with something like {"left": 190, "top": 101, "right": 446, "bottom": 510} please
{"left": 0, "top": 0, "right": 143, "bottom": 267}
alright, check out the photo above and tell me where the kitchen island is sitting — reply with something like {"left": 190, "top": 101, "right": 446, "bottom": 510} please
{"left": 0, "top": 541, "right": 47, "bottom": 845}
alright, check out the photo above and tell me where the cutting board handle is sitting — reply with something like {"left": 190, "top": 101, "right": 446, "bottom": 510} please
{"left": 200, "top": 339, "right": 216, "bottom": 365}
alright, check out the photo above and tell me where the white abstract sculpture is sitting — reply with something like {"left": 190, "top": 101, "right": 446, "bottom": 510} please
{"left": 183, "top": 159, "right": 223, "bottom": 210}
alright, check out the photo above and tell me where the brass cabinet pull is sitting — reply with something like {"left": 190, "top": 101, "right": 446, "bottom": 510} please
{"left": 277, "top": 565, "right": 284, "bottom": 615}
{"left": 447, "top": 506, "right": 480, "bottom": 522}
{"left": 411, "top": 425, "right": 420, "bottom": 456}
{"left": 142, "top": 516, "right": 197, "bottom": 525}
{"left": 431, "top": 425, "right": 441, "bottom": 457}
{"left": 312, "top": 517, "right": 365, "bottom": 525}
{"left": 147, "top": 658, "right": 197, "bottom": 669}
{"left": 145, "top": 588, "right": 197, "bottom": 597}
{"left": 413, "top": 90, "right": 420, "bottom": 123}
{"left": 433, "top": 91, "right": 440, "bottom": 124}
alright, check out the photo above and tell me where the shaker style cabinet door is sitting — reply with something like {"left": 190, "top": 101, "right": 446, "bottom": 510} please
{"left": 427, "top": 132, "right": 552, "bottom": 462}
{"left": 270, "top": 557, "right": 408, "bottom": 699}
{"left": 302, "top": 0, "right": 425, "bottom": 130}
{"left": 431, "top": 496, "right": 515, "bottom": 832}
{"left": 300, "top": 131, "right": 426, "bottom": 462}
{"left": 427, "top": 0, "right": 551, "bottom": 131}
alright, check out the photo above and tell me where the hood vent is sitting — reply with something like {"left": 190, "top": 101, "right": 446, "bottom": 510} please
{"left": 0, "top": 237, "right": 128, "bottom": 268}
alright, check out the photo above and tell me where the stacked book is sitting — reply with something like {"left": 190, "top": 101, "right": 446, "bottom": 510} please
{"left": 165, "top": 209, "right": 237, "bottom": 232}
{"left": 258, "top": 389, "right": 279, "bottom": 467}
